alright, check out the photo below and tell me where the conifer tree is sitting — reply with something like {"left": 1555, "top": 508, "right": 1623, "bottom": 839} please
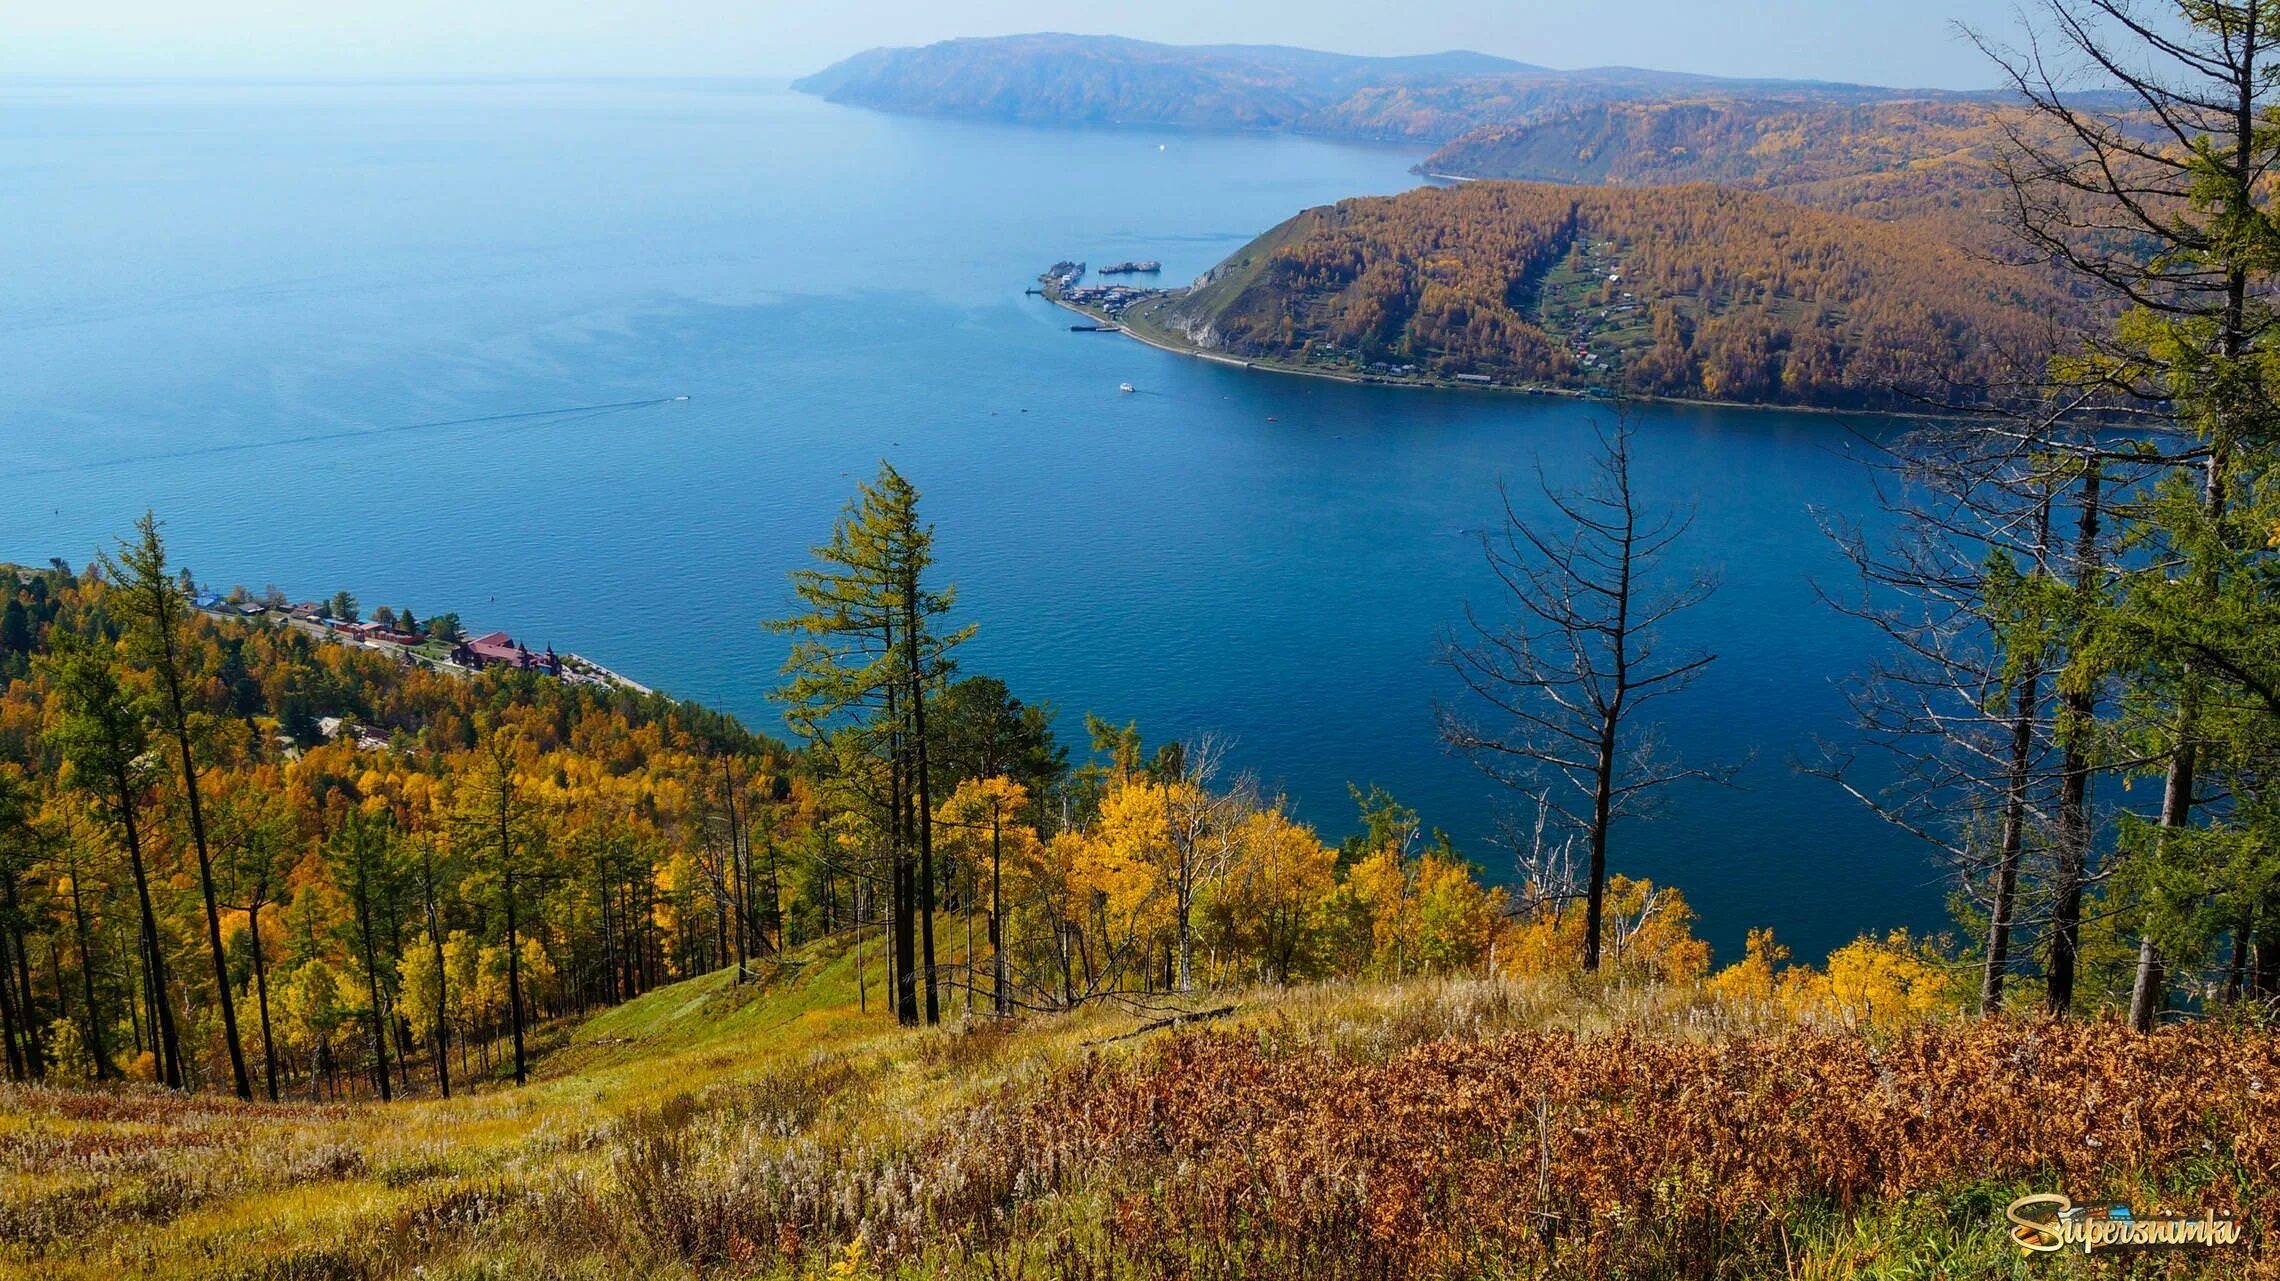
{"left": 1980, "top": 0, "right": 2280, "bottom": 1021}
{"left": 45, "top": 634, "right": 183, "bottom": 1088}
{"left": 103, "top": 514, "right": 252, "bottom": 1098}
{"left": 772, "top": 462, "right": 968, "bottom": 1025}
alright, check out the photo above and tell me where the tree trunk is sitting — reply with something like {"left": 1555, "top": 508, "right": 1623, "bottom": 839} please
{"left": 2128, "top": 724, "right": 2192, "bottom": 1033}
{"left": 991, "top": 812, "right": 1009, "bottom": 1017}
{"left": 1581, "top": 721, "right": 1618, "bottom": 972}
{"left": 162, "top": 673, "right": 252, "bottom": 1100}
{"left": 887, "top": 666, "right": 918, "bottom": 1026}
{"left": 247, "top": 901, "right": 279, "bottom": 1101}
{"left": 502, "top": 813, "right": 528, "bottom": 1086}
{"left": 1980, "top": 666, "right": 2043, "bottom": 1016}
{"left": 906, "top": 625, "right": 941, "bottom": 1026}
{"left": 2254, "top": 911, "right": 2280, "bottom": 999}
{"left": 421, "top": 847, "right": 450, "bottom": 1101}
{"left": 116, "top": 771, "right": 183, "bottom": 1088}
{"left": 2, "top": 888, "right": 42, "bottom": 1079}
{"left": 353, "top": 860, "right": 393, "bottom": 1103}
{"left": 66, "top": 864, "right": 112, "bottom": 1079}
{"left": 724, "top": 760, "right": 748, "bottom": 983}
{"left": 0, "top": 939, "right": 23, "bottom": 1080}
{"left": 2225, "top": 907, "right": 2254, "bottom": 1004}
{"left": 1981, "top": 490, "right": 2052, "bottom": 1016}
{"left": 2047, "top": 460, "right": 2103, "bottom": 1017}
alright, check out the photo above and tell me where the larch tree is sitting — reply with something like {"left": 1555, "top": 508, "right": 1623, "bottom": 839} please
{"left": 44, "top": 633, "right": 184, "bottom": 1088}
{"left": 772, "top": 462, "right": 969, "bottom": 1027}
{"left": 460, "top": 728, "right": 535, "bottom": 1084}
{"left": 412, "top": 835, "right": 452, "bottom": 1099}
{"left": 1978, "top": 0, "right": 2280, "bottom": 1025}
{"left": 215, "top": 787, "right": 291, "bottom": 1100}
{"left": 0, "top": 775, "right": 43, "bottom": 1079}
{"left": 48, "top": 810, "right": 116, "bottom": 1080}
{"left": 103, "top": 513, "right": 253, "bottom": 1098}
{"left": 329, "top": 809, "right": 399, "bottom": 1101}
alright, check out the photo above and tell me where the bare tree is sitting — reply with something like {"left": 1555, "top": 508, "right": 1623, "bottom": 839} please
{"left": 1437, "top": 417, "right": 1733, "bottom": 972}
{"left": 1814, "top": 420, "right": 2077, "bottom": 1015}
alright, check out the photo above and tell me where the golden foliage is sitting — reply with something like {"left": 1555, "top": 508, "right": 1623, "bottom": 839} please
{"left": 1187, "top": 180, "right": 2083, "bottom": 408}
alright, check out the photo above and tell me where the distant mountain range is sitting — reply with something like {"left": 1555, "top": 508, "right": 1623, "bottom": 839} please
{"left": 791, "top": 33, "right": 1973, "bottom": 144}
{"left": 801, "top": 35, "right": 2098, "bottom": 412}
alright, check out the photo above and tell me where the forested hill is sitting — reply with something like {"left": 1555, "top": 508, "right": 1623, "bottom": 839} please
{"left": 792, "top": 34, "right": 1927, "bottom": 140}
{"left": 1414, "top": 98, "right": 2019, "bottom": 228}
{"left": 1155, "top": 181, "right": 2086, "bottom": 410}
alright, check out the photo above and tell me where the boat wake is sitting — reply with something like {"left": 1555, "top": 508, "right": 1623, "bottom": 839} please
{"left": 18, "top": 395, "right": 689, "bottom": 478}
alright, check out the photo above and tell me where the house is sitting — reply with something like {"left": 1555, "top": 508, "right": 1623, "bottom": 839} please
{"left": 288, "top": 602, "right": 323, "bottom": 621}
{"left": 316, "top": 715, "right": 392, "bottom": 752}
{"left": 337, "top": 619, "right": 421, "bottom": 646}
{"left": 192, "top": 591, "right": 226, "bottom": 612}
{"left": 453, "top": 630, "right": 562, "bottom": 675}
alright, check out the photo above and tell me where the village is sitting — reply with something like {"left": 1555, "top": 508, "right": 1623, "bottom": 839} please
{"left": 186, "top": 583, "right": 651, "bottom": 749}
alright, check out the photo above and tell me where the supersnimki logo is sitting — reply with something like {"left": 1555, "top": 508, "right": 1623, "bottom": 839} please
{"left": 2005, "top": 1193, "right": 2244, "bottom": 1256}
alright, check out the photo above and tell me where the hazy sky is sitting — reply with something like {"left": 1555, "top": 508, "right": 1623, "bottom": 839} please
{"left": 0, "top": 0, "right": 2035, "bottom": 89}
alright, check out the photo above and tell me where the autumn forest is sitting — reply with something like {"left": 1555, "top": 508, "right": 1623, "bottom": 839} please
{"left": 8, "top": 2, "right": 2280, "bottom": 1279}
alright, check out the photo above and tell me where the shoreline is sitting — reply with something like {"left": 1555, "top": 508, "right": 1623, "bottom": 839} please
{"left": 1044, "top": 292, "right": 1997, "bottom": 423}
{"left": 188, "top": 595, "right": 659, "bottom": 698}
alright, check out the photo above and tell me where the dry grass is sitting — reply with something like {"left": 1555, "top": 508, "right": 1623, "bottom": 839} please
{"left": 1, "top": 959, "right": 2267, "bottom": 1280}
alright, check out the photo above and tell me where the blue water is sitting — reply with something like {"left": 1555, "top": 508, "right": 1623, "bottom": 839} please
{"left": 1, "top": 79, "right": 1934, "bottom": 960}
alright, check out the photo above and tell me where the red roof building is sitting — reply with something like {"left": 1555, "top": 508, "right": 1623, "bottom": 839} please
{"left": 455, "top": 631, "right": 561, "bottom": 675}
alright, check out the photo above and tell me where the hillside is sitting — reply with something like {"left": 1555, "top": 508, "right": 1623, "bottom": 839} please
{"left": 1145, "top": 180, "right": 2084, "bottom": 410}
{"left": 1415, "top": 97, "right": 2018, "bottom": 222}
{"left": 793, "top": 34, "right": 1937, "bottom": 142}
{"left": 5, "top": 946, "right": 2269, "bottom": 1279}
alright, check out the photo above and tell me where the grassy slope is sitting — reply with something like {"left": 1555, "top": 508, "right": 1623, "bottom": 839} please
{"left": 0, "top": 938, "right": 1181, "bottom": 1280}
{"left": 2, "top": 951, "right": 2268, "bottom": 1279}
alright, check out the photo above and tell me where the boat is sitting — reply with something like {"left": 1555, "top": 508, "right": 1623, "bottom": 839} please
{"left": 1119, "top": 382, "right": 1136, "bottom": 393}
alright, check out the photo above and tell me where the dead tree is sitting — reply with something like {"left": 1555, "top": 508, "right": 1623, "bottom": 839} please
{"left": 1437, "top": 417, "right": 1733, "bottom": 972}
{"left": 1815, "top": 419, "right": 2074, "bottom": 1014}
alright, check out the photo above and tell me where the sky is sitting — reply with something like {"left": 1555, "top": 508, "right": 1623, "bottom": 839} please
{"left": 0, "top": 0, "right": 2039, "bottom": 90}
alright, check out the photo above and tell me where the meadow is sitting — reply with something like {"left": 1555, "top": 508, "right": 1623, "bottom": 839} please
{"left": 4, "top": 939, "right": 2269, "bottom": 1280}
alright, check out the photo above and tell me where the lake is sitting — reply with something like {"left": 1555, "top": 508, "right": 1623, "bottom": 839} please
{"left": 0, "top": 78, "right": 1936, "bottom": 960}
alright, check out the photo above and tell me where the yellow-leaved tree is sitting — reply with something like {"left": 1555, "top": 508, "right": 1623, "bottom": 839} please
{"left": 1779, "top": 930, "right": 1961, "bottom": 1031}
{"left": 1502, "top": 875, "right": 1709, "bottom": 983}
{"left": 1201, "top": 807, "right": 1337, "bottom": 983}
{"left": 1347, "top": 838, "right": 1507, "bottom": 978}
{"left": 935, "top": 776, "right": 1039, "bottom": 1015}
